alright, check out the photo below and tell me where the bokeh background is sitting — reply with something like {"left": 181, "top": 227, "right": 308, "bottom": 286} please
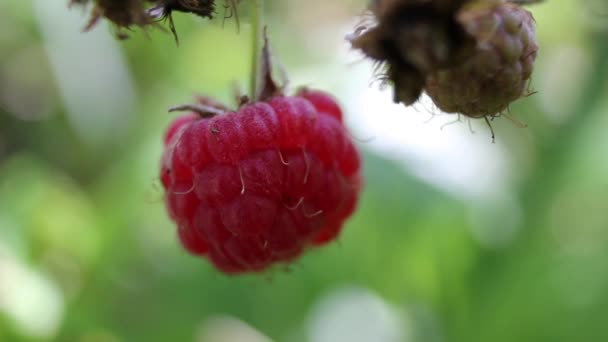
{"left": 1, "top": 0, "right": 607, "bottom": 341}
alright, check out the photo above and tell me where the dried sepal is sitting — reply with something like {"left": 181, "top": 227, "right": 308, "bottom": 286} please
{"left": 256, "top": 28, "right": 284, "bottom": 102}
{"left": 348, "top": 0, "right": 476, "bottom": 105}
{"left": 148, "top": 0, "right": 216, "bottom": 42}
{"left": 69, "top": 0, "right": 241, "bottom": 41}
{"left": 154, "top": 0, "right": 216, "bottom": 19}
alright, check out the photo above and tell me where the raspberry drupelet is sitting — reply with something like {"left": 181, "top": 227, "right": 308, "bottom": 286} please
{"left": 160, "top": 89, "right": 362, "bottom": 274}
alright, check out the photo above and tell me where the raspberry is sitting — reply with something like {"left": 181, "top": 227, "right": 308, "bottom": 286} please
{"left": 349, "top": 0, "right": 539, "bottom": 118}
{"left": 160, "top": 90, "right": 362, "bottom": 274}
{"left": 163, "top": 113, "right": 198, "bottom": 145}
{"left": 425, "top": 1, "right": 538, "bottom": 117}
{"left": 297, "top": 88, "right": 343, "bottom": 121}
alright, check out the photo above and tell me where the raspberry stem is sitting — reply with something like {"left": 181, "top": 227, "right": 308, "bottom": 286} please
{"left": 250, "top": 0, "right": 264, "bottom": 99}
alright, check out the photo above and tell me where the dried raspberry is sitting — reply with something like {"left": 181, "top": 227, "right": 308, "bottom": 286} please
{"left": 349, "top": 0, "right": 540, "bottom": 116}
{"left": 349, "top": 0, "right": 476, "bottom": 105}
{"left": 425, "top": 1, "right": 538, "bottom": 117}
{"left": 160, "top": 91, "right": 362, "bottom": 274}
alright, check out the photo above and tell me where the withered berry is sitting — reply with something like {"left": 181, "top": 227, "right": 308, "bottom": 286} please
{"left": 349, "top": 0, "right": 540, "bottom": 122}
{"left": 425, "top": 1, "right": 538, "bottom": 117}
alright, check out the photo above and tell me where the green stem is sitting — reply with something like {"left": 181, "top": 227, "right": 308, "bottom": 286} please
{"left": 250, "top": 0, "right": 263, "bottom": 99}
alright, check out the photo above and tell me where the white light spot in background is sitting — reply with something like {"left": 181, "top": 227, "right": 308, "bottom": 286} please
{"left": 307, "top": 286, "right": 407, "bottom": 342}
{"left": 347, "top": 82, "right": 512, "bottom": 201}
{"left": 33, "top": 0, "right": 137, "bottom": 147}
{"left": 537, "top": 45, "right": 591, "bottom": 123}
{"left": 197, "top": 315, "right": 272, "bottom": 342}
{"left": 0, "top": 243, "right": 65, "bottom": 339}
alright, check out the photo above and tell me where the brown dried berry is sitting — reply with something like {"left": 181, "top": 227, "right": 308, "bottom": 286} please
{"left": 350, "top": 0, "right": 540, "bottom": 120}
{"left": 425, "top": 1, "right": 538, "bottom": 118}
{"left": 349, "top": 0, "right": 476, "bottom": 105}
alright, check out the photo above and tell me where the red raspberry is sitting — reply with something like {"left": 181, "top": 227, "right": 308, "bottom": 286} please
{"left": 160, "top": 89, "right": 362, "bottom": 274}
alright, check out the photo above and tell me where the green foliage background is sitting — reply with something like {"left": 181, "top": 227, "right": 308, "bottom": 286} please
{"left": 1, "top": 1, "right": 607, "bottom": 341}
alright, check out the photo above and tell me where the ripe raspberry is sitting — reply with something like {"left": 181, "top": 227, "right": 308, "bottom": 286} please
{"left": 160, "top": 90, "right": 362, "bottom": 274}
{"left": 425, "top": 1, "right": 538, "bottom": 117}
